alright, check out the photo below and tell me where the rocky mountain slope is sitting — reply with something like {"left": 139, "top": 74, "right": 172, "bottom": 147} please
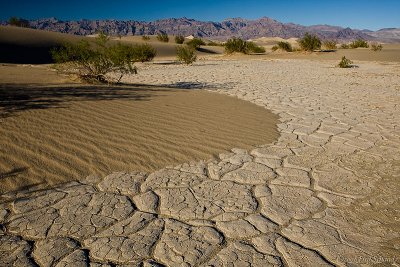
{"left": 3, "top": 17, "right": 399, "bottom": 42}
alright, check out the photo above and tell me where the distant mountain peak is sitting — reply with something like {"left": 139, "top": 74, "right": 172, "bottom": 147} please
{"left": 8, "top": 16, "right": 398, "bottom": 42}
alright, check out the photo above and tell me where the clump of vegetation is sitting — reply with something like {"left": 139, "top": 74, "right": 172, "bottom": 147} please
{"left": 175, "top": 35, "right": 185, "bottom": 44}
{"left": 187, "top": 38, "right": 206, "bottom": 50}
{"left": 338, "top": 56, "right": 353, "bottom": 68}
{"left": 207, "top": 41, "right": 222, "bottom": 46}
{"left": 224, "top": 37, "right": 265, "bottom": 54}
{"left": 349, "top": 39, "right": 369, "bottom": 48}
{"left": 132, "top": 43, "right": 157, "bottom": 62}
{"left": 142, "top": 35, "right": 150, "bottom": 41}
{"left": 224, "top": 37, "right": 248, "bottom": 54}
{"left": 370, "top": 42, "right": 383, "bottom": 51}
{"left": 51, "top": 33, "right": 155, "bottom": 83}
{"left": 176, "top": 45, "right": 197, "bottom": 64}
{"left": 340, "top": 43, "right": 350, "bottom": 49}
{"left": 156, "top": 33, "right": 169, "bottom": 42}
{"left": 246, "top": 42, "right": 266, "bottom": 53}
{"left": 323, "top": 40, "right": 337, "bottom": 50}
{"left": 9, "top": 16, "right": 30, "bottom": 28}
{"left": 272, "top": 41, "right": 293, "bottom": 52}
{"left": 298, "top": 33, "right": 321, "bottom": 51}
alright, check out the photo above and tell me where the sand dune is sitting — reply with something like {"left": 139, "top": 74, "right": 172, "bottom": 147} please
{"left": 0, "top": 65, "right": 278, "bottom": 193}
{"left": 0, "top": 26, "right": 84, "bottom": 64}
{"left": 0, "top": 26, "right": 222, "bottom": 64}
{"left": 116, "top": 35, "right": 223, "bottom": 58}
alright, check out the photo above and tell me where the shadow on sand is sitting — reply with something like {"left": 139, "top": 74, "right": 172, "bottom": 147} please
{"left": 0, "top": 81, "right": 237, "bottom": 118}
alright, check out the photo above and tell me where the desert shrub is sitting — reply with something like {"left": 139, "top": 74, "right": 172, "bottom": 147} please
{"left": 349, "top": 39, "right": 369, "bottom": 48}
{"left": 371, "top": 42, "right": 383, "bottom": 51}
{"left": 176, "top": 45, "right": 197, "bottom": 64}
{"left": 157, "top": 33, "right": 169, "bottom": 42}
{"left": 132, "top": 43, "right": 157, "bottom": 62}
{"left": 298, "top": 33, "right": 321, "bottom": 51}
{"left": 338, "top": 56, "right": 353, "bottom": 68}
{"left": 323, "top": 40, "right": 337, "bottom": 50}
{"left": 340, "top": 43, "right": 350, "bottom": 49}
{"left": 224, "top": 37, "right": 265, "bottom": 54}
{"left": 224, "top": 37, "right": 248, "bottom": 54}
{"left": 246, "top": 42, "right": 266, "bottom": 53}
{"left": 51, "top": 33, "right": 154, "bottom": 83}
{"left": 9, "top": 16, "right": 30, "bottom": 28}
{"left": 187, "top": 38, "right": 206, "bottom": 50}
{"left": 175, "top": 35, "right": 185, "bottom": 44}
{"left": 207, "top": 41, "right": 222, "bottom": 46}
{"left": 142, "top": 35, "right": 150, "bottom": 41}
{"left": 273, "top": 41, "right": 293, "bottom": 52}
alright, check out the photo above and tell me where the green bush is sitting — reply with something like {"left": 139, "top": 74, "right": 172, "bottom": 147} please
{"left": 187, "top": 38, "right": 206, "bottom": 50}
{"left": 175, "top": 35, "right": 185, "bottom": 44}
{"left": 298, "top": 33, "right": 321, "bottom": 51}
{"left": 246, "top": 42, "right": 266, "bottom": 53}
{"left": 349, "top": 39, "right": 369, "bottom": 48}
{"left": 340, "top": 43, "right": 350, "bottom": 49}
{"left": 207, "top": 41, "right": 222, "bottom": 46}
{"left": 371, "top": 42, "right": 383, "bottom": 51}
{"left": 132, "top": 43, "right": 157, "bottom": 62}
{"left": 142, "top": 35, "right": 150, "bottom": 41}
{"left": 9, "top": 16, "right": 30, "bottom": 28}
{"left": 323, "top": 40, "right": 337, "bottom": 50}
{"left": 176, "top": 45, "right": 197, "bottom": 64}
{"left": 338, "top": 56, "right": 353, "bottom": 68}
{"left": 224, "top": 37, "right": 248, "bottom": 54}
{"left": 224, "top": 37, "right": 265, "bottom": 54}
{"left": 156, "top": 33, "right": 169, "bottom": 42}
{"left": 272, "top": 41, "right": 293, "bottom": 52}
{"left": 51, "top": 33, "right": 154, "bottom": 83}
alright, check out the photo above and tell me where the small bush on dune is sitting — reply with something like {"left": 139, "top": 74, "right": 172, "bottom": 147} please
{"left": 207, "top": 41, "right": 222, "bottom": 46}
{"left": 338, "top": 56, "right": 353, "bottom": 68}
{"left": 142, "top": 35, "right": 150, "bottom": 41}
{"left": 224, "top": 37, "right": 265, "bottom": 54}
{"left": 340, "top": 43, "right": 350, "bottom": 49}
{"left": 323, "top": 40, "right": 337, "bottom": 50}
{"left": 51, "top": 33, "right": 155, "bottom": 83}
{"left": 224, "top": 37, "right": 248, "bottom": 54}
{"left": 187, "top": 38, "right": 206, "bottom": 50}
{"left": 272, "top": 41, "right": 292, "bottom": 52}
{"left": 9, "top": 16, "right": 30, "bottom": 28}
{"left": 371, "top": 42, "right": 383, "bottom": 51}
{"left": 298, "top": 33, "right": 321, "bottom": 51}
{"left": 176, "top": 45, "right": 197, "bottom": 64}
{"left": 246, "top": 42, "right": 266, "bottom": 53}
{"left": 157, "top": 33, "right": 169, "bottom": 42}
{"left": 349, "top": 39, "right": 369, "bottom": 48}
{"left": 175, "top": 35, "right": 185, "bottom": 44}
{"left": 132, "top": 43, "right": 157, "bottom": 62}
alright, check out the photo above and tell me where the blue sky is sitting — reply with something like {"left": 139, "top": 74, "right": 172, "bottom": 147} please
{"left": 1, "top": 0, "right": 399, "bottom": 30}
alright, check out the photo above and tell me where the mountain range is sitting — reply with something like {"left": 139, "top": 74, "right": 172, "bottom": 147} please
{"left": 3, "top": 17, "right": 400, "bottom": 42}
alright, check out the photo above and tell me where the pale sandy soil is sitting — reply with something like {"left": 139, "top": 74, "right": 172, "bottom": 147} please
{"left": 0, "top": 64, "right": 278, "bottom": 193}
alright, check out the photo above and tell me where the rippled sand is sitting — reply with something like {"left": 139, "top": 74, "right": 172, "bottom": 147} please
{"left": 0, "top": 65, "right": 278, "bottom": 193}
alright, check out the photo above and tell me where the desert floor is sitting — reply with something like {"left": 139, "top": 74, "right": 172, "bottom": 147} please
{"left": 1, "top": 57, "right": 400, "bottom": 266}
{"left": 0, "top": 64, "right": 278, "bottom": 193}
